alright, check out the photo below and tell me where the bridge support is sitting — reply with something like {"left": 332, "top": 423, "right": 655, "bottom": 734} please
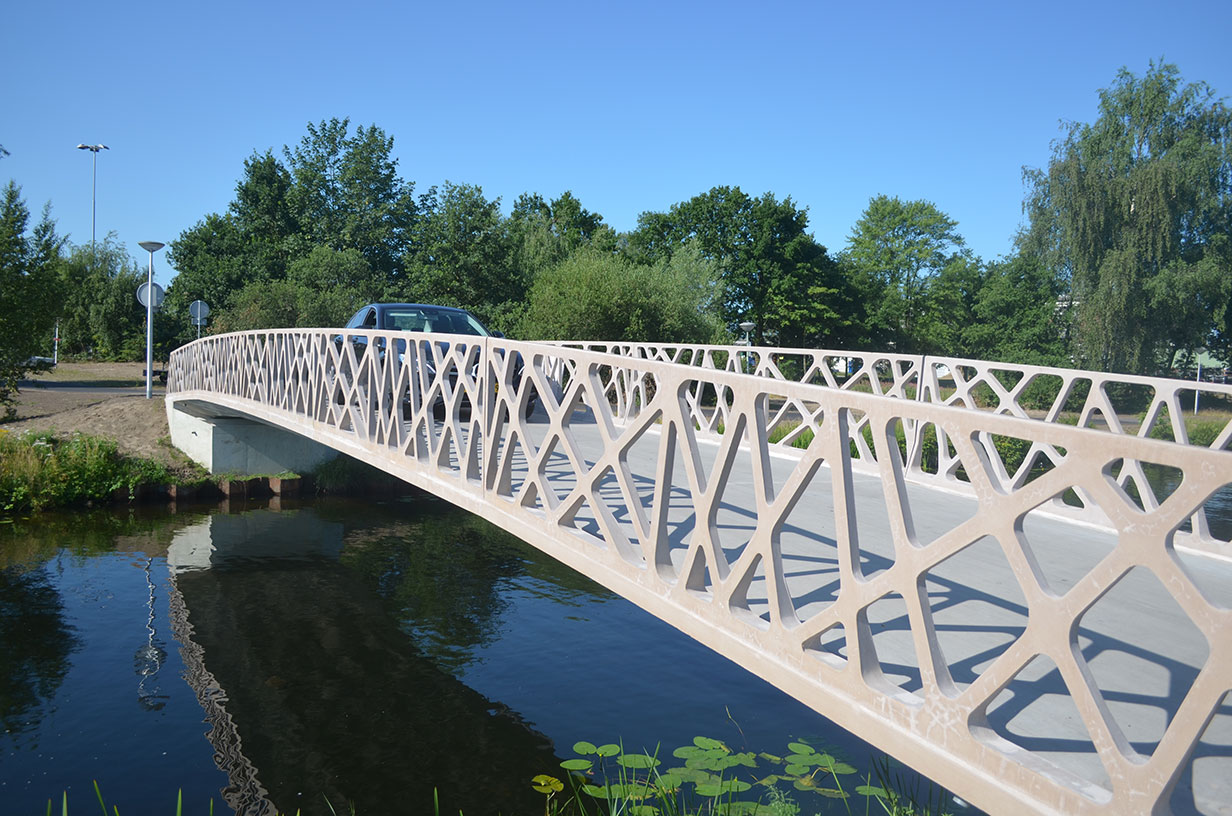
{"left": 167, "top": 401, "right": 337, "bottom": 477}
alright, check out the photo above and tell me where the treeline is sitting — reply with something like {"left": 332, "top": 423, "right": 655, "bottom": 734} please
{"left": 3, "top": 61, "right": 1229, "bottom": 420}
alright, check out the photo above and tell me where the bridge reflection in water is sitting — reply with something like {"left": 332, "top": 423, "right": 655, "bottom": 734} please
{"left": 168, "top": 332, "right": 1232, "bottom": 816}
{"left": 167, "top": 507, "right": 561, "bottom": 816}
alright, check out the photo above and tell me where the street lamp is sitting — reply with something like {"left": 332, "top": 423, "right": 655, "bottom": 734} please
{"left": 73, "top": 144, "right": 108, "bottom": 365}
{"left": 138, "top": 241, "right": 164, "bottom": 399}
{"left": 1195, "top": 346, "right": 1207, "bottom": 415}
{"left": 76, "top": 144, "right": 108, "bottom": 254}
{"left": 739, "top": 321, "right": 755, "bottom": 374}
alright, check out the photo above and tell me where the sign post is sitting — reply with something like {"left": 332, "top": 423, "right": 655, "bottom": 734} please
{"left": 137, "top": 242, "right": 165, "bottom": 399}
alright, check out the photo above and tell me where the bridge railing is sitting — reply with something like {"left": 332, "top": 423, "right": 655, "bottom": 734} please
{"left": 552, "top": 341, "right": 1232, "bottom": 557}
{"left": 168, "top": 330, "right": 1232, "bottom": 816}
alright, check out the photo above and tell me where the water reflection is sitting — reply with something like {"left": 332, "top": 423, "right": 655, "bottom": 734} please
{"left": 0, "top": 564, "right": 80, "bottom": 736}
{"left": 169, "top": 506, "right": 561, "bottom": 816}
{"left": 2, "top": 496, "right": 919, "bottom": 816}
{"left": 135, "top": 556, "right": 169, "bottom": 712}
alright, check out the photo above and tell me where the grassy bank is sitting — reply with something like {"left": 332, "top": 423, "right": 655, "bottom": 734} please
{"left": 0, "top": 427, "right": 416, "bottom": 516}
{"left": 0, "top": 428, "right": 180, "bottom": 514}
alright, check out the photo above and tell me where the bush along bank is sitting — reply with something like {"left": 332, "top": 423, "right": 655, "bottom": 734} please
{"left": 0, "top": 429, "right": 418, "bottom": 515}
{"left": 0, "top": 429, "right": 183, "bottom": 514}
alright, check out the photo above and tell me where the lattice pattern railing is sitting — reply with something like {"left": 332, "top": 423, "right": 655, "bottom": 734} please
{"left": 168, "top": 331, "right": 1232, "bottom": 816}
{"left": 553, "top": 342, "right": 1232, "bottom": 558}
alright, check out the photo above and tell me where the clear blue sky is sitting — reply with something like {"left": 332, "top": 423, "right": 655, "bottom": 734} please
{"left": 3, "top": 0, "right": 1230, "bottom": 284}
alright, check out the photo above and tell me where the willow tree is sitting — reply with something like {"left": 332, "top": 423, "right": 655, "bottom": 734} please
{"left": 1020, "top": 62, "right": 1232, "bottom": 374}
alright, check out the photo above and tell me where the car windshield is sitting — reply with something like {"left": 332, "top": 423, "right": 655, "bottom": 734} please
{"left": 380, "top": 308, "right": 488, "bottom": 336}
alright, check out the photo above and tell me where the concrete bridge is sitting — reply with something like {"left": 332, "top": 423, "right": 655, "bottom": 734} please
{"left": 166, "top": 330, "right": 1232, "bottom": 816}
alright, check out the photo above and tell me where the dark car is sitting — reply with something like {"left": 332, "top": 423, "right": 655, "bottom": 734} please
{"left": 338, "top": 303, "right": 536, "bottom": 419}
{"left": 343, "top": 303, "right": 495, "bottom": 337}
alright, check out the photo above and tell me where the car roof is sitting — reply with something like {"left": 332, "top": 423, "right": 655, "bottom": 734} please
{"left": 372, "top": 303, "right": 468, "bottom": 313}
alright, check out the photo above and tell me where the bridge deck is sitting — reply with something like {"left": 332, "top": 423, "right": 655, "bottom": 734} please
{"left": 503, "top": 409, "right": 1232, "bottom": 814}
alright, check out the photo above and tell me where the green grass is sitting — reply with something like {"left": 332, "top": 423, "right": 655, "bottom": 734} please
{"left": 0, "top": 429, "right": 172, "bottom": 514}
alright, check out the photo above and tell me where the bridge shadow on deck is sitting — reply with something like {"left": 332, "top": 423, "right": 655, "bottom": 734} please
{"left": 486, "top": 415, "right": 1229, "bottom": 815}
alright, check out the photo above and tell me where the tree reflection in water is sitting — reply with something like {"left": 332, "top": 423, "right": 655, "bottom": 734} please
{"left": 0, "top": 564, "right": 80, "bottom": 736}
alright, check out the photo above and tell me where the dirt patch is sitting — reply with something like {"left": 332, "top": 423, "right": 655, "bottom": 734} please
{"left": 5, "top": 364, "right": 195, "bottom": 477}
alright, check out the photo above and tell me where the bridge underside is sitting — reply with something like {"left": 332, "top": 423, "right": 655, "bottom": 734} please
{"left": 165, "top": 332, "right": 1232, "bottom": 816}
{"left": 168, "top": 399, "right": 339, "bottom": 476}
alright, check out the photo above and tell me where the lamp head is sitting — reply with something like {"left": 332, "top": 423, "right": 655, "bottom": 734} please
{"left": 138, "top": 241, "right": 165, "bottom": 253}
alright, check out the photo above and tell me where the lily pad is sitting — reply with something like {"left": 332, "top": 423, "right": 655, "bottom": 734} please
{"left": 573, "top": 740, "right": 598, "bottom": 755}
{"left": 666, "top": 767, "right": 720, "bottom": 785}
{"left": 655, "top": 772, "right": 683, "bottom": 790}
{"left": 787, "top": 741, "right": 817, "bottom": 756}
{"left": 530, "top": 774, "right": 563, "bottom": 794}
{"left": 730, "top": 751, "right": 758, "bottom": 768}
{"left": 596, "top": 743, "right": 622, "bottom": 757}
{"left": 560, "top": 758, "right": 593, "bottom": 771}
{"left": 694, "top": 779, "right": 752, "bottom": 797}
{"left": 693, "top": 736, "right": 727, "bottom": 751}
{"left": 814, "top": 787, "right": 849, "bottom": 799}
{"left": 618, "top": 753, "right": 661, "bottom": 769}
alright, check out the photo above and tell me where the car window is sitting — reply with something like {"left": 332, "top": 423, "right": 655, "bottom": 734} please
{"left": 361, "top": 309, "right": 377, "bottom": 329}
{"left": 383, "top": 310, "right": 428, "bottom": 332}
{"left": 379, "top": 308, "right": 489, "bottom": 336}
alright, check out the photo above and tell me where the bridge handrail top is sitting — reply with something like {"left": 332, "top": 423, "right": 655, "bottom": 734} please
{"left": 168, "top": 329, "right": 1232, "bottom": 464}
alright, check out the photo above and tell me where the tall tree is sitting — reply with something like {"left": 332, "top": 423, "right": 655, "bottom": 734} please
{"left": 1020, "top": 61, "right": 1232, "bottom": 373}
{"left": 631, "top": 186, "right": 853, "bottom": 347}
{"left": 843, "top": 195, "right": 967, "bottom": 353}
{"left": 0, "top": 182, "right": 64, "bottom": 417}
{"left": 507, "top": 190, "right": 615, "bottom": 291}
{"left": 963, "top": 255, "right": 1068, "bottom": 365}
{"left": 284, "top": 118, "right": 419, "bottom": 281}
{"left": 56, "top": 238, "right": 148, "bottom": 359}
{"left": 402, "top": 182, "right": 517, "bottom": 331}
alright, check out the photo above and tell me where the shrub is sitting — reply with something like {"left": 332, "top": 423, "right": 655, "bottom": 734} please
{"left": 0, "top": 430, "right": 171, "bottom": 513}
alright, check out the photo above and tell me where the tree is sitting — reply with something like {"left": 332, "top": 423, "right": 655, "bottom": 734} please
{"left": 519, "top": 242, "right": 725, "bottom": 343}
{"left": 843, "top": 195, "right": 967, "bottom": 353}
{"left": 56, "top": 238, "right": 148, "bottom": 359}
{"left": 284, "top": 118, "right": 419, "bottom": 281}
{"left": 167, "top": 119, "right": 424, "bottom": 343}
{"left": 507, "top": 191, "right": 614, "bottom": 289}
{"left": 286, "top": 246, "right": 383, "bottom": 327}
{"left": 963, "top": 255, "right": 1068, "bottom": 365}
{"left": 1020, "top": 61, "right": 1232, "bottom": 374}
{"left": 402, "top": 182, "right": 518, "bottom": 331}
{"left": 631, "top": 186, "right": 853, "bottom": 347}
{"left": 0, "top": 182, "right": 64, "bottom": 417}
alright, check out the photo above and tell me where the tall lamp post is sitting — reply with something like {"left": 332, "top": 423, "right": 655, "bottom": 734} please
{"left": 73, "top": 144, "right": 108, "bottom": 364}
{"left": 76, "top": 144, "right": 108, "bottom": 254}
{"left": 138, "top": 241, "right": 164, "bottom": 399}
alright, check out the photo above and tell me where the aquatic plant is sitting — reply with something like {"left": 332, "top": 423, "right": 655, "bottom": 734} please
{"left": 536, "top": 735, "right": 957, "bottom": 815}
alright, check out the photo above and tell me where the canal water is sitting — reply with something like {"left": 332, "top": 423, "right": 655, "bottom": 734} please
{"left": 1, "top": 494, "right": 904, "bottom": 816}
